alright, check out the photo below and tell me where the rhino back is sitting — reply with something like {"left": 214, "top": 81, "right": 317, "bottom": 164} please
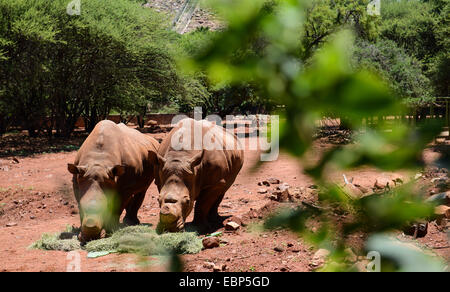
{"left": 75, "top": 120, "right": 158, "bottom": 174}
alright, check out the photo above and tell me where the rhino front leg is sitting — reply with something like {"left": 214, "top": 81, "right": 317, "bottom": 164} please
{"left": 123, "top": 191, "right": 146, "bottom": 226}
{"left": 193, "top": 187, "right": 225, "bottom": 233}
{"left": 208, "top": 190, "right": 226, "bottom": 223}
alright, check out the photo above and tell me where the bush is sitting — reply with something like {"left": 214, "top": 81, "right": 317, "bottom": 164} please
{"left": 0, "top": 0, "right": 183, "bottom": 137}
{"left": 353, "top": 39, "right": 432, "bottom": 104}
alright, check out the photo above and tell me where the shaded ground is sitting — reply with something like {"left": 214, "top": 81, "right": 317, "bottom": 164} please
{"left": 0, "top": 133, "right": 448, "bottom": 272}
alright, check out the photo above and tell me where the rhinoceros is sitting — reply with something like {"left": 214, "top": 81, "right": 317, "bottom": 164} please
{"left": 149, "top": 118, "right": 244, "bottom": 233}
{"left": 68, "top": 120, "right": 159, "bottom": 241}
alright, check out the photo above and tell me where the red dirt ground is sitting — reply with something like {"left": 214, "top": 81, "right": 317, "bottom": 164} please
{"left": 0, "top": 134, "right": 448, "bottom": 272}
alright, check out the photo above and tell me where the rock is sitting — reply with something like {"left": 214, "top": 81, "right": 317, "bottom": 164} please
{"left": 29, "top": 216, "right": 35, "bottom": 220}
{"left": 225, "top": 221, "right": 240, "bottom": 231}
{"left": 392, "top": 178, "right": 404, "bottom": 186}
{"left": 344, "top": 248, "right": 358, "bottom": 263}
{"left": 203, "top": 261, "right": 215, "bottom": 269}
{"left": 310, "top": 249, "right": 330, "bottom": 267}
{"left": 426, "top": 192, "right": 450, "bottom": 206}
{"left": 403, "top": 221, "right": 428, "bottom": 238}
{"left": 353, "top": 184, "right": 370, "bottom": 194}
{"left": 414, "top": 173, "right": 423, "bottom": 180}
{"left": 271, "top": 183, "right": 293, "bottom": 202}
{"left": 257, "top": 188, "right": 268, "bottom": 194}
{"left": 213, "top": 264, "right": 226, "bottom": 272}
{"left": 11, "top": 157, "right": 19, "bottom": 164}
{"left": 435, "top": 205, "right": 450, "bottom": 219}
{"left": 342, "top": 183, "right": 364, "bottom": 199}
{"left": 267, "top": 178, "right": 281, "bottom": 184}
{"left": 6, "top": 222, "right": 17, "bottom": 227}
{"left": 274, "top": 246, "right": 284, "bottom": 252}
{"left": 202, "top": 237, "right": 220, "bottom": 249}
{"left": 288, "top": 187, "right": 302, "bottom": 199}
{"left": 224, "top": 216, "right": 242, "bottom": 226}
{"left": 261, "top": 181, "right": 271, "bottom": 187}
{"left": 373, "top": 179, "right": 390, "bottom": 191}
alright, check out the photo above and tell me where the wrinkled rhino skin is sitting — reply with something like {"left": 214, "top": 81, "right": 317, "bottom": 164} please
{"left": 68, "top": 120, "right": 159, "bottom": 241}
{"left": 150, "top": 118, "right": 244, "bottom": 233}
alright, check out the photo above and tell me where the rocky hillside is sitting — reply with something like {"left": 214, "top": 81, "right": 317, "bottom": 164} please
{"left": 144, "top": 0, "right": 224, "bottom": 33}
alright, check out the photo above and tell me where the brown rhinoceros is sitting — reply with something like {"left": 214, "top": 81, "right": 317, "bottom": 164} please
{"left": 149, "top": 118, "right": 244, "bottom": 233}
{"left": 68, "top": 120, "right": 159, "bottom": 242}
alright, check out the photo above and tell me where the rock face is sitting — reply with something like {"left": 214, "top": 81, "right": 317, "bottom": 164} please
{"left": 144, "top": 0, "right": 224, "bottom": 33}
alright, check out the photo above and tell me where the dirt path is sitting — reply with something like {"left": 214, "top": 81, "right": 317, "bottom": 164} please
{"left": 0, "top": 136, "right": 448, "bottom": 272}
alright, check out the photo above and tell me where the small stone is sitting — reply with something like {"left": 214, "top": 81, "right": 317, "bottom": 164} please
{"left": 261, "top": 181, "right": 271, "bottom": 187}
{"left": 6, "top": 222, "right": 17, "bottom": 227}
{"left": 274, "top": 246, "right": 284, "bottom": 252}
{"left": 271, "top": 184, "right": 292, "bottom": 202}
{"left": 213, "top": 264, "right": 225, "bottom": 272}
{"left": 435, "top": 205, "right": 450, "bottom": 219}
{"left": 225, "top": 221, "right": 240, "bottom": 231}
{"left": 344, "top": 248, "right": 358, "bottom": 263}
{"left": 310, "top": 249, "right": 330, "bottom": 267}
{"left": 203, "top": 261, "right": 215, "bottom": 269}
{"left": 426, "top": 192, "right": 450, "bottom": 205}
{"left": 202, "top": 237, "right": 220, "bottom": 249}
{"left": 257, "top": 188, "right": 268, "bottom": 194}
{"left": 267, "top": 178, "right": 281, "bottom": 184}
{"left": 30, "top": 216, "right": 35, "bottom": 220}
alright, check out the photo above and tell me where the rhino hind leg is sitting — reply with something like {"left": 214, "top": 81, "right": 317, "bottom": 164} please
{"left": 123, "top": 191, "right": 146, "bottom": 226}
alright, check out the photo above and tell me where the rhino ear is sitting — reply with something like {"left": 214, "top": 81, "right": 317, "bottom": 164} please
{"left": 68, "top": 164, "right": 87, "bottom": 175}
{"left": 110, "top": 165, "right": 126, "bottom": 177}
{"left": 148, "top": 151, "right": 166, "bottom": 166}
{"left": 189, "top": 150, "right": 204, "bottom": 168}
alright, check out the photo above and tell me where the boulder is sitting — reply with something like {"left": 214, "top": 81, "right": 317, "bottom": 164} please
{"left": 225, "top": 221, "right": 240, "bottom": 231}
{"left": 202, "top": 237, "right": 220, "bottom": 249}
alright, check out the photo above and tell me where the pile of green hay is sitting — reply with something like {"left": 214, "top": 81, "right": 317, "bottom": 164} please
{"left": 29, "top": 225, "right": 81, "bottom": 252}
{"left": 30, "top": 225, "right": 203, "bottom": 256}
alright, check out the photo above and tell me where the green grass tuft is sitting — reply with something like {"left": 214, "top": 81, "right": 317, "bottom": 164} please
{"left": 30, "top": 225, "right": 203, "bottom": 255}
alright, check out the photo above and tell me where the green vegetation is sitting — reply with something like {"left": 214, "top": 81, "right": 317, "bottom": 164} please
{"left": 30, "top": 225, "right": 203, "bottom": 255}
{"left": 186, "top": 0, "right": 446, "bottom": 271}
{"left": 0, "top": 0, "right": 187, "bottom": 136}
{"left": 0, "top": 0, "right": 447, "bottom": 137}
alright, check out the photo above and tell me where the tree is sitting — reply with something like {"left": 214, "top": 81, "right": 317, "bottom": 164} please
{"left": 353, "top": 39, "right": 432, "bottom": 103}
{"left": 0, "top": 0, "right": 186, "bottom": 137}
{"left": 380, "top": 0, "right": 449, "bottom": 96}
{"left": 301, "top": 0, "right": 380, "bottom": 60}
